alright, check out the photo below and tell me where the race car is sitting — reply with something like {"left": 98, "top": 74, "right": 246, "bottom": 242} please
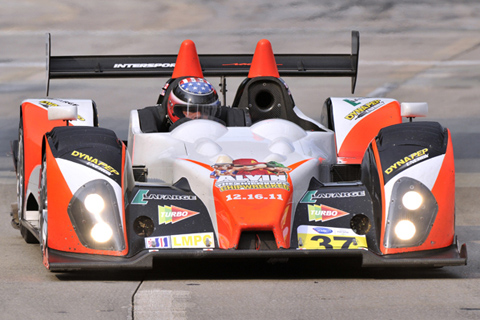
{"left": 11, "top": 31, "right": 467, "bottom": 271}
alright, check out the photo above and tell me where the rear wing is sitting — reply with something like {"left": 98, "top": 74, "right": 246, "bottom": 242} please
{"left": 46, "top": 31, "right": 359, "bottom": 97}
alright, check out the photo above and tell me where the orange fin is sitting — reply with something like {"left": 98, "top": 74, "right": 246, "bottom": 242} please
{"left": 248, "top": 39, "right": 280, "bottom": 78}
{"left": 171, "top": 40, "right": 204, "bottom": 79}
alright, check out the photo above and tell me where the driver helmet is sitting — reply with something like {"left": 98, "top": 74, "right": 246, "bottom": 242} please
{"left": 167, "top": 77, "right": 221, "bottom": 123}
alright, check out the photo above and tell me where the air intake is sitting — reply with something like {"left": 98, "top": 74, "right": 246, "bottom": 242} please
{"left": 237, "top": 231, "right": 277, "bottom": 250}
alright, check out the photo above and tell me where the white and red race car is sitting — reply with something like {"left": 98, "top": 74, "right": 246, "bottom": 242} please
{"left": 11, "top": 32, "right": 466, "bottom": 271}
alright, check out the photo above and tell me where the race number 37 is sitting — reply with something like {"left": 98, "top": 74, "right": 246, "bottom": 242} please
{"left": 297, "top": 225, "right": 367, "bottom": 250}
{"left": 310, "top": 235, "right": 361, "bottom": 249}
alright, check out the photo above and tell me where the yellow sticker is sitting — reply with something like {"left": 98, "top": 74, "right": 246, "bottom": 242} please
{"left": 297, "top": 225, "right": 367, "bottom": 250}
{"left": 299, "top": 233, "right": 367, "bottom": 249}
{"left": 171, "top": 232, "right": 214, "bottom": 248}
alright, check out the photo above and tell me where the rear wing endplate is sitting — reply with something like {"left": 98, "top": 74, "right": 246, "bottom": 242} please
{"left": 46, "top": 31, "right": 359, "bottom": 96}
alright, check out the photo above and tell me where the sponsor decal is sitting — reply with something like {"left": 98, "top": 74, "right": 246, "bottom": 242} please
{"left": 300, "top": 190, "right": 366, "bottom": 203}
{"left": 171, "top": 232, "right": 215, "bottom": 248}
{"left": 384, "top": 148, "right": 429, "bottom": 175}
{"left": 343, "top": 98, "right": 362, "bottom": 106}
{"left": 113, "top": 63, "right": 175, "bottom": 69}
{"left": 71, "top": 150, "right": 119, "bottom": 176}
{"left": 40, "top": 99, "right": 80, "bottom": 108}
{"left": 77, "top": 115, "right": 85, "bottom": 121}
{"left": 222, "top": 63, "right": 284, "bottom": 67}
{"left": 313, "top": 227, "right": 333, "bottom": 234}
{"left": 308, "top": 204, "right": 350, "bottom": 222}
{"left": 211, "top": 157, "right": 291, "bottom": 192}
{"left": 216, "top": 175, "right": 290, "bottom": 192}
{"left": 158, "top": 205, "right": 199, "bottom": 225}
{"left": 145, "top": 236, "right": 171, "bottom": 249}
{"left": 39, "top": 100, "right": 59, "bottom": 108}
{"left": 54, "top": 99, "right": 79, "bottom": 107}
{"left": 70, "top": 150, "right": 119, "bottom": 176}
{"left": 222, "top": 63, "right": 252, "bottom": 66}
{"left": 297, "top": 225, "right": 367, "bottom": 250}
{"left": 132, "top": 189, "right": 197, "bottom": 205}
{"left": 344, "top": 99, "right": 384, "bottom": 121}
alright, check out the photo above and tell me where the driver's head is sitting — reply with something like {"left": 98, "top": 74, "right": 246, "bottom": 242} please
{"left": 167, "top": 77, "right": 220, "bottom": 123}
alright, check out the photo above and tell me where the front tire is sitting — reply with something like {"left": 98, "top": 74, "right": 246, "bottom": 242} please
{"left": 16, "top": 124, "right": 24, "bottom": 228}
{"left": 39, "top": 154, "right": 49, "bottom": 268}
{"left": 17, "top": 122, "right": 38, "bottom": 244}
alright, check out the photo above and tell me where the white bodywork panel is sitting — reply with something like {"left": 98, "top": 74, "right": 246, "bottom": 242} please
{"left": 401, "top": 102, "right": 428, "bottom": 118}
{"left": 128, "top": 113, "right": 337, "bottom": 236}
{"left": 329, "top": 97, "right": 396, "bottom": 153}
{"left": 48, "top": 105, "right": 77, "bottom": 121}
{"left": 128, "top": 111, "right": 337, "bottom": 185}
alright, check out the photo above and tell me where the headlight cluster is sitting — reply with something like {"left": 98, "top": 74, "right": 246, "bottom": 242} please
{"left": 68, "top": 179, "right": 125, "bottom": 251}
{"left": 384, "top": 177, "right": 438, "bottom": 248}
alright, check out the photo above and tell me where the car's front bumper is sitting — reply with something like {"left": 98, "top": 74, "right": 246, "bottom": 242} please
{"left": 46, "top": 241, "right": 467, "bottom": 272}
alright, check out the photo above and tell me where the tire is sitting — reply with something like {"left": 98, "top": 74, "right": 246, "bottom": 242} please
{"left": 20, "top": 223, "right": 37, "bottom": 243}
{"left": 16, "top": 124, "right": 25, "bottom": 225}
{"left": 39, "top": 154, "right": 48, "bottom": 265}
{"left": 17, "top": 120, "right": 38, "bottom": 244}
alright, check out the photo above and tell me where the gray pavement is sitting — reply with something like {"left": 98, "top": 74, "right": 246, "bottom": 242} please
{"left": 1, "top": 1, "right": 480, "bottom": 319}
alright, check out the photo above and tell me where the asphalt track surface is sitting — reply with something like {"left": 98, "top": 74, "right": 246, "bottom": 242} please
{"left": 1, "top": 1, "right": 480, "bottom": 319}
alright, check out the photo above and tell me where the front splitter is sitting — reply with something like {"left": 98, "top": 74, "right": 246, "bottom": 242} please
{"left": 46, "top": 242, "right": 467, "bottom": 272}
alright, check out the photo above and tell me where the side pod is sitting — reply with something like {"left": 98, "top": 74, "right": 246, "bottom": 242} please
{"left": 361, "top": 121, "right": 455, "bottom": 255}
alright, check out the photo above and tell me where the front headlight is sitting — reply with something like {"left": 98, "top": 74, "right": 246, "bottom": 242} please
{"left": 91, "top": 222, "right": 114, "bottom": 243}
{"left": 402, "top": 191, "right": 423, "bottom": 211}
{"left": 384, "top": 177, "right": 438, "bottom": 248}
{"left": 394, "top": 220, "right": 416, "bottom": 240}
{"left": 68, "top": 179, "right": 125, "bottom": 251}
{"left": 84, "top": 193, "right": 106, "bottom": 215}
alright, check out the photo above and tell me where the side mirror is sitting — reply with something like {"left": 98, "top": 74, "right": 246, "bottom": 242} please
{"left": 48, "top": 105, "right": 78, "bottom": 121}
{"left": 401, "top": 102, "right": 428, "bottom": 119}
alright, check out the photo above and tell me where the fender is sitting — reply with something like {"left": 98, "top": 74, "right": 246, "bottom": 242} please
{"left": 19, "top": 99, "right": 98, "bottom": 216}
{"left": 44, "top": 126, "right": 128, "bottom": 258}
{"left": 321, "top": 98, "right": 402, "bottom": 164}
{"left": 362, "top": 121, "right": 454, "bottom": 254}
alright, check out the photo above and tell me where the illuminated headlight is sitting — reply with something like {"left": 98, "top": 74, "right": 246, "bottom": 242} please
{"left": 84, "top": 193, "right": 105, "bottom": 215}
{"left": 394, "top": 220, "right": 416, "bottom": 240}
{"left": 91, "top": 222, "right": 113, "bottom": 243}
{"left": 68, "top": 179, "right": 125, "bottom": 251}
{"left": 384, "top": 177, "right": 438, "bottom": 248}
{"left": 402, "top": 191, "right": 423, "bottom": 211}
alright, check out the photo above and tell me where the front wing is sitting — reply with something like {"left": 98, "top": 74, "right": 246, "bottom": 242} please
{"left": 46, "top": 242, "right": 466, "bottom": 271}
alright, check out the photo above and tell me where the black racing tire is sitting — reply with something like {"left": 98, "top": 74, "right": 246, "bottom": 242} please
{"left": 16, "top": 123, "right": 25, "bottom": 225}
{"left": 39, "top": 153, "right": 48, "bottom": 259}
{"left": 17, "top": 121, "right": 38, "bottom": 244}
{"left": 20, "top": 223, "right": 37, "bottom": 243}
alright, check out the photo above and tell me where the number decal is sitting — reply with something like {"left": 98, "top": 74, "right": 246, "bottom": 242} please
{"left": 310, "top": 236, "right": 355, "bottom": 249}
{"left": 297, "top": 225, "right": 368, "bottom": 250}
{"left": 333, "top": 236, "right": 355, "bottom": 249}
{"left": 302, "top": 235, "right": 366, "bottom": 249}
{"left": 311, "top": 235, "right": 334, "bottom": 249}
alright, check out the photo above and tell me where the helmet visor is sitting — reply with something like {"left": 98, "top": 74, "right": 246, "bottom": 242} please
{"left": 174, "top": 100, "right": 221, "bottom": 120}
